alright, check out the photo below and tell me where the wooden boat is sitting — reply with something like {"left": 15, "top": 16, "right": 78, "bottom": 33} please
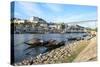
{"left": 24, "top": 39, "right": 65, "bottom": 50}
{"left": 43, "top": 40, "right": 65, "bottom": 53}
{"left": 67, "top": 37, "right": 82, "bottom": 41}
{"left": 24, "top": 39, "right": 66, "bottom": 53}
{"left": 24, "top": 38, "right": 44, "bottom": 47}
{"left": 44, "top": 40, "right": 65, "bottom": 50}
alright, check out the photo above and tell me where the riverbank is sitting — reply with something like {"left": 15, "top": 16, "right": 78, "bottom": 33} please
{"left": 73, "top": 36, "right": 97, "bottom": 62}
{"left": 14, "top": 36, "right": 97, "bottom": 66}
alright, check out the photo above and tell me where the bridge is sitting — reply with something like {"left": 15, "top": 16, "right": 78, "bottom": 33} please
{"left": 65, "top": 19, "right": 97, "bottom": 24}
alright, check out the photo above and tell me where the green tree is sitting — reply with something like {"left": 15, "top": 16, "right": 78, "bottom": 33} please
{"left": 61, "top": 23, "right": 65, "bottom": 29}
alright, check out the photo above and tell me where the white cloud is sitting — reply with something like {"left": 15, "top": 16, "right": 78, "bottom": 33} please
{"left": 51, "top": 12, "right": 97, "bottom": 24}
{"left": 16, "top": 2, "right": 43, "bottom": 17}
{"left": 44, "top": 3, "right": 62, "bottom": 13}
{"left": 64, "top": 12, "right": 97, "bottom": 22}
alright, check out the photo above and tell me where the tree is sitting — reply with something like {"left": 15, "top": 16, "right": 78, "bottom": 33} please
{"left": 60, "top": 23, "right": 65, "bottom": 29}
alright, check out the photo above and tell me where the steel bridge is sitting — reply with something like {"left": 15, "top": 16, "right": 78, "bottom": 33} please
{"left": 65, "top": 19, "right": 97, "bottom": 24}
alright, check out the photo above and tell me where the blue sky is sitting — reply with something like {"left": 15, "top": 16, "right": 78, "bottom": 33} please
{"left": 12, "top": 1, "right": 97, "bottom": 28}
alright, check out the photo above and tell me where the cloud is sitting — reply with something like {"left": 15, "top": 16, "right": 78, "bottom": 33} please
{"left": 15, "top": 2, "right": 43, "bottom": 18}
{"left": 51, "top": 12, "right": 97, "bottom": 24}
{"left": 64, "top": 12, "right": 97, "bottom": 22}
{"left": 43, "top": 3, "right": 62, "bottom": 13}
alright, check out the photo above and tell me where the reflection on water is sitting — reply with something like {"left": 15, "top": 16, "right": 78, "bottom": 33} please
{"left": 14, "top": 33, "right": 86, "bottom": 63}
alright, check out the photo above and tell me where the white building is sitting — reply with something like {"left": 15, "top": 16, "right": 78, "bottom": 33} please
{"left": 13, "top": 18, "right": 24, "bottom": 24}
{"left": 29, "top": 16, "right": 48, "bottom": 28}
{"left": 29, "top": 17, "right": 38, "bottom": 23}
{"left": 48, "top": 24, "right": 57, "bottom": 29}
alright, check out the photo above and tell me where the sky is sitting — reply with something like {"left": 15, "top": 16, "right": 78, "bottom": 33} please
{"left": 11, "top": 1, "right": 97, "bottom": 28}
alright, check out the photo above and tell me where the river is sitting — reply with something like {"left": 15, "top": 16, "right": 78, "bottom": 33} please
{"left": 13, "top": 33, "right": 87, "bottom": 63}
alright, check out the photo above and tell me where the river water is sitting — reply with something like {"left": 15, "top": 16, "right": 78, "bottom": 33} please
{"left": 13, "top": 33, "right": 87, "bottom": 63}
